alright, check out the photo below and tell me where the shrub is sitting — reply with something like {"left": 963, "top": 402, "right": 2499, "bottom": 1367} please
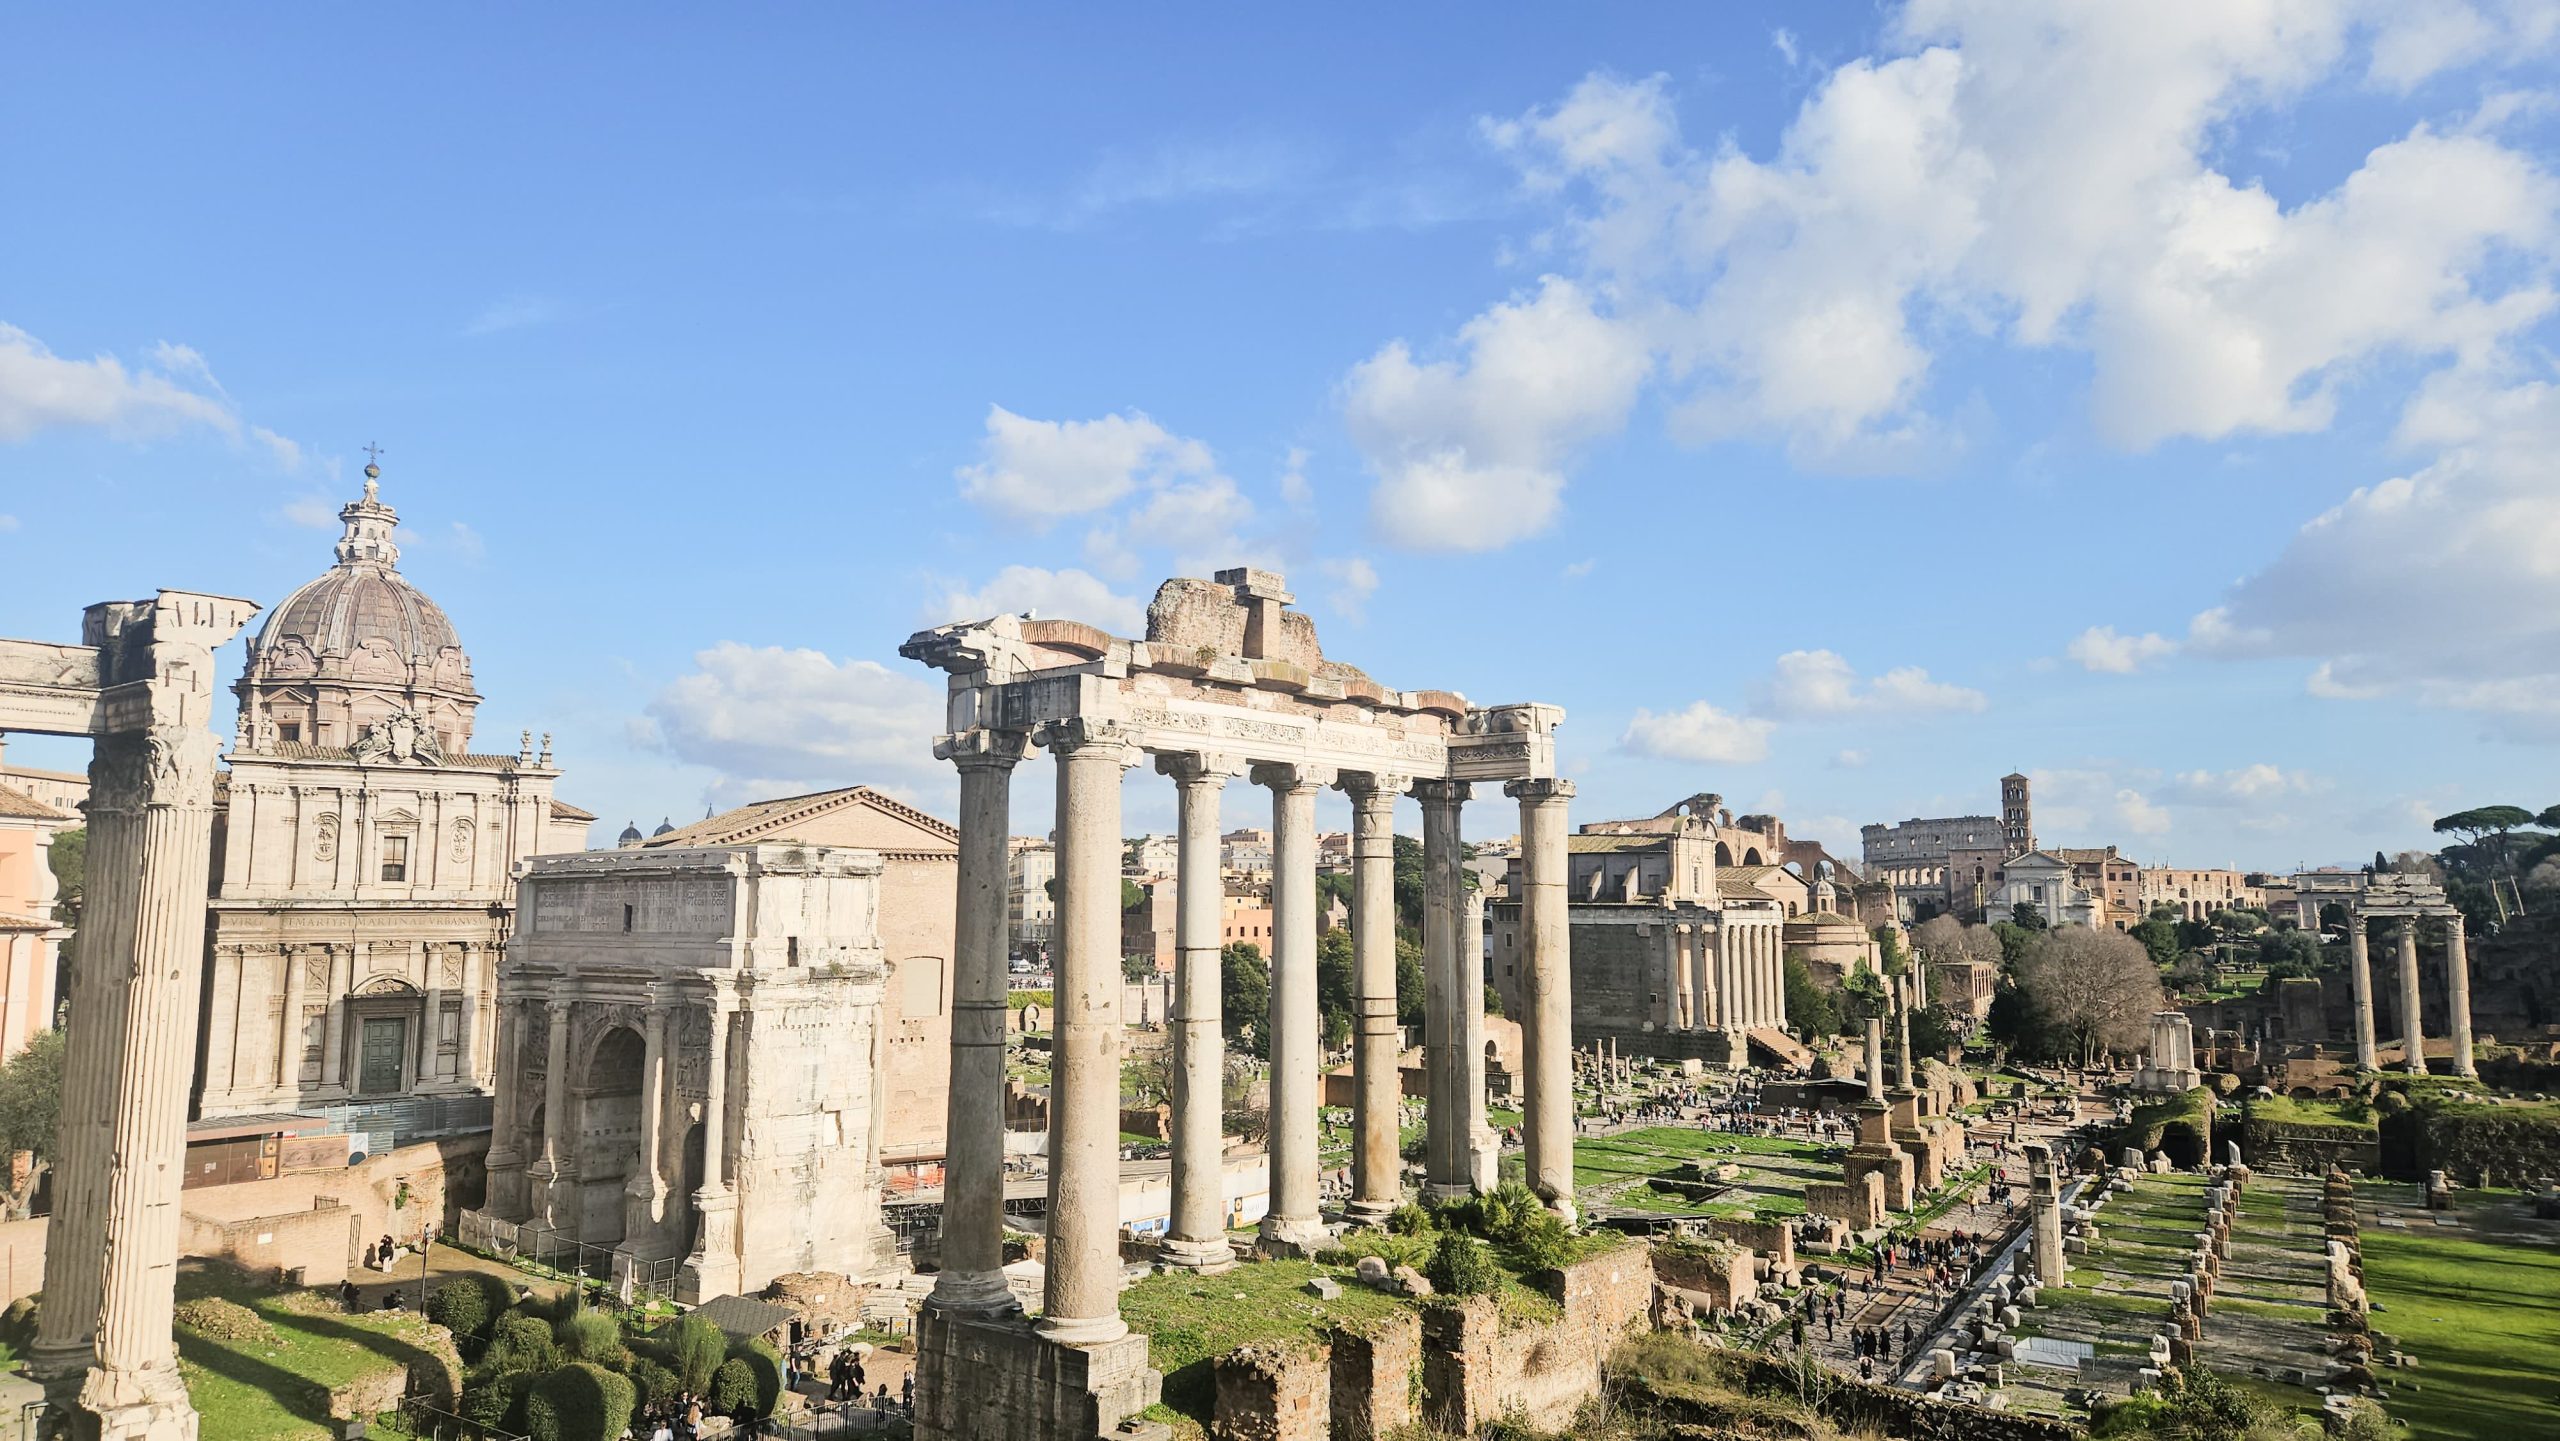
{"left": 173, "top": 1296, "right": 274, "bottom": 1345}
{"left": 0, "top": 1296, "right": 38, "bottom": 1355}
{"left": 485, "top": 1310, "right": 562, "bottom": 1375}
{"left": 710, "top": 1356, "right": 757, "bottom": 1415}
{"left": 1426, "top": 1231, "right": 1497, "bottom": 1298}
{"left": 425, "top": 1278, "right": 496, "bottom": 1343}
{"left": 558, "top": 1307, "right": 625, "bottom": 1366}
{"left": 738, "top": 1337, "right": 786, "bottom": 1414}
{"left": 627, "top": 1357, "right": 679, "bottom": 1410}
{"left": 2377, "top": 1090, "right": 2412, "bottom": 1115}
{"left": 667, "top": 1314, "right": 727, "bottom": 1395}
{"left": 522, "top": 1361, "right": 635, "bottom": 1441}
{"left": 1387, "top": 1201, "right": 1435, "bottom": 1236}
{"left": 458, "top": 1367, "right": 530, "bottom": 1430}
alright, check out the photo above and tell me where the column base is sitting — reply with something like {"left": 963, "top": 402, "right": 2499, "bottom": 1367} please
{"left": 928, "top": 1268, "right": 1025, "bottom": 1317}
{"left": 1342, "top": 1196, "right": 1399, "bottom": 1228}
{"left": 912, "top": 1306, "right": 1162, "bottom": 1441}
{"left": 1424, "top": 1181, "right": 1474, "bottom": 1204}
{"left": 48, "top": 1359, "right": 198, "bottom": 1441}
{"left": 1156, "top": 1236, "right": 1236, "bottom": 1274}
{"left": 1255, "top": 1214, "right": 1330, "bottom": 1259}
{"left": 1034, "top": 1311, "right": 1131, "bottom": 1346}
{"left": 677, "top": 1188, "right": 742, "bottom": 1303}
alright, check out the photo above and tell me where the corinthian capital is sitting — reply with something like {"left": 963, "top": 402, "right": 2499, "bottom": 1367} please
{"left": 936, "top": 727, "right": 1029, "bottom": 771}
{"left": 87, "top": 724, "right": 219, "bottom": 816}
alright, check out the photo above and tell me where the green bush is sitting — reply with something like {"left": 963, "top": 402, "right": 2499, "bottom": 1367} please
{"left": 485, "top": 1310, "right": 562, "bottom": 1375}
{"left": 1426, "top": 1231, "right": 1497, "bottom": 1297}
{"left": 0, "top": 1296, "right": 37, "bottom": 1355}
{"left": 558, "top": 1307, "right": 625, "bottom": 1365}
{"left": 667, "top": 1314, "right": 727, "bottom": 1395}
{"left": 626, "top": 1357, "right": 678, "bottom": 1410}
{"left": 710, "top": 1356, "right": 757, "bottom": 1415}
{"left": 738, "top": 1337, "right": 786, "bottom": 1414}
{"left": 522, "top": 1361, "right": 635, "bottom": 1441}
{"left": 425, "top": 1278, "right": 496, "bottom": 1343}
{"left": 1387, "top": 1200, "right": 1435, "bottom": 1236}
{"left": 174, "top": 1296, "right": 274, "bottom": 1344}
{"left": 458, "top": 1367, "right": 530, "bottom": 1430}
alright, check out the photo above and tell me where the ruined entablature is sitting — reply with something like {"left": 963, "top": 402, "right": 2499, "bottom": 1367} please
{"left": 903, "top": 568, "right": 1563, "bottom": 783}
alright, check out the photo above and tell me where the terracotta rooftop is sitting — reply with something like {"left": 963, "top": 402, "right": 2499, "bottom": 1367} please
{"left": 641, "top": 785, "right": 959, "bottom": 851}
{"left": 0, "top": 785, "right": 70, "bottom": 822}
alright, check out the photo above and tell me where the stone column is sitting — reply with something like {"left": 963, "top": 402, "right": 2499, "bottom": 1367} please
{"left": 928, "top": 728, "right": 1027, "bottom": 1315}
{"left": 317, "top": 943, "right": 348, "bottom": 1093}
{"left": 2348, "top": 921, "right": 2378, "bottom": 1071}
{"left": 624, "top": 1001, "right": 671, "bottom": 1251}
{"left": 681, "top": 999, "right": 742, "bottom": 1298}
{"left": 1895, "top": 989, "right": 1915, "bottom": 1090}
{"left": 1461, "top": 878, "right": 1496, "bottom": 1193}
{"left": 276, "top": 945, "right": 304, "bottom": 1092}
{"left": 484, "top": 995, "right": 527, "bottom": 1217}
{"left": 1864, "top": 1016, "right": 1885, "bottom": 1102}
{"left": 454, "top": 943, "right": 482, "bottom": 1090}
{"left": 531, "top": 998, "right": 575, "bottom": 1229}
{"left": 1507, "top": 778, "right": 1575, "bottom": 1218}
{"left": 417, "top": 952, "right": 445, "bottom": 1087}
{"left": 2444, "top": 914, "right": 2477, "bottom": 1079}
{"left": 1668, "top": 924, "right": 1693, "bottom": 1031}
{"left": 1416, "top": 780, "right": 1471, "bottom": 1199}
{"left": 1343, "top": 772, "right": 1406, "bottom": 1226}
{"left": 1693, "top": 923, "right": 1717, "bottom": 1030}
{"left": 2396, "top": 920, "right": 2426, "bottom": 1074}
{"left": 1255, "top": 763, "right": 1331, "bottom": 1253}
{"left": 1038, "top": 720, "right": 1137, "bottom": 1344}
{"left": 1160, "top": 752, "right": 1236, "bottom": 1272}
{"left": 2028, "top": 1141, "right": 2064, "bottom": 1288}
{"left": 30, "top": 716, "right": 228, "bottom": 1437}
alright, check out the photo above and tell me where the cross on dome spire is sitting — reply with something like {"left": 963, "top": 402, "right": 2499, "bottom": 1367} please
{"left": 336, "top": 443, "right": 400, "bottom": 567}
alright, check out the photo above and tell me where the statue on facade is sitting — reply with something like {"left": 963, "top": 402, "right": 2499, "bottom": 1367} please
{"left": 352, "top": 709, "right": 444, "bottom": 766}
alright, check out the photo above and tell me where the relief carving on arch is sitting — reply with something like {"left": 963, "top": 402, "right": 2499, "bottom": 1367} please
{"left": 674, "top": 1006, "right": 711, "bottom": 1097}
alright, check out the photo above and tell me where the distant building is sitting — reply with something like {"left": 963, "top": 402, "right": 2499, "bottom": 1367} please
{"left": 0, "top": 737, "right": 86, "bottom": 818}
{"left": 2139, "top": 867, "right": 2264, "bottom": 922}
{"left": 1221, "top": 827, "right": 1273, "bottom": 879}
{"left": 1010, "top": 838, "right": 1056, "bottom": 960}
{"left": 1979, "top": 850, "right": 2103, "bottom": 929}
{"left": 1127, "top": 832, "right": 1179, "bottom": 879}
{"left": 2052, "top": 846, "right": 2143, "bottom": 929}
{"left": 1861, "top": 773, "right": 2040, "bottom": 921}
{"left": 0, "top": 781, "right": 72, "bottom": 1061}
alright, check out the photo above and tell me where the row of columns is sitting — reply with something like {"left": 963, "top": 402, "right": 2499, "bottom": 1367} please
{"left": 1656, "top": 916, "right": 1786, "bottom": 1033}
{"left": 926, "top": 722, "right": 1577, "bottom": 1347}
{"left": 2344, "top": 915, "right": 2476, "bottom": 1078}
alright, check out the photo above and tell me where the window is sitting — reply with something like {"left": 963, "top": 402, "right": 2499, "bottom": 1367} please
{"left": 379, "top": 835, "right": 409, "bottom": 882}
{"left": 624, "top": 904, "right": 635, "bottom": 933}
{"left": 278, "top": 722, "right": 301, "bottom": 744}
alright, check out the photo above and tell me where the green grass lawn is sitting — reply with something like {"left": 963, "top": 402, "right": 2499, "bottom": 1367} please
{"left": 174, "top": 1263, "right": 457, "bottom": 1441}
{"left": 2358, "top": 1212, "right": 2560, "bottom": 1441}
{"left": 2244, "top": 1093, "right": 2377, "bottom": 1132}
{"left": 1122, "top": 1258, "right": 1411, "bottom": 1428}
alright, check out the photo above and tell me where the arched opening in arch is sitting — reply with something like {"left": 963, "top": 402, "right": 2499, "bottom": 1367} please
{"left": 573, "top": 1026, "right": 646, "bottom": 1246}
{"left": 1742, "top": 848, "right": 1764, "bottom": 866}
{"left": 1713, "top": 842, "right": 1734, "bottom": 867}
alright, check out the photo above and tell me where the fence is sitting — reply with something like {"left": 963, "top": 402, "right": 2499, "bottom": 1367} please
{"left": 451, "top": 1211, "right": 683, "bottom": 1315}
{"left": 395, "top": 1395, "right": 529, "bottom": 1441}
{"left": 310, "top": 1094, "right": 496, "bottom": 1156}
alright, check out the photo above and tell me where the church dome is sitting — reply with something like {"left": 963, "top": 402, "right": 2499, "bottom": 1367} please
{"left": 234, "top": 461, "right": 482, "bottom": 755}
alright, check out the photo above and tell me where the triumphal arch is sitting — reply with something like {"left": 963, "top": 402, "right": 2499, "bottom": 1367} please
{"left": 0, "top": 590, "right": 257, "bottom": 1440}
{"left": 899, "top": 568, "right": 1574, "bottom": 1441}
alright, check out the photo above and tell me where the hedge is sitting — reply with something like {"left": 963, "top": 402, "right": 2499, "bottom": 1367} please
{"left": 523, "top": 1361, "right": 636, "bottom": 1441}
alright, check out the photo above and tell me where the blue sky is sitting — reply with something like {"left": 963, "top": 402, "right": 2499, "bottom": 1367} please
{"left": 5, "top": 3, "right": 2558, "bottom": 869}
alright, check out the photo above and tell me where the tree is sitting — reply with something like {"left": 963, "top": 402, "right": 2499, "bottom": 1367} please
{"left": 1782, "top": 953, "right": 1841, "bottom": 1039}
{"left": 1874, "top": 925, "right": 1911, "bottom": 977}
{"left": 1316, "top": 927, "right": 1356, "bottom": 1050}
{"left": 1391, "top": 834, "right": 1428, "bottom": 934}
{"left": 2008, "top": 902, "right": 2048, "bottom": 931}
{"left": 1120, "top": 952, "right": 1156, "bottom": 983}
{"left": 2012, "top": 926, "right": 2163, "bottom": 1066}
{"left": 1121, "top": 877, "right": 1147, "bottom": 912}
{"left": 1913, "top": 915, "right": 2001, "bottom": 973}
{"left": 46, "top": 829, "right": 81, "bottom": 983}
{"left": 1990, "top": 921, "right": 2037, "bottom": 971}
{"left": 1838, "top": 962, "right": 1887, "bottom": 1023}
{"left": 666, "top": 1315, "right": 726, "bottom": 1396}
{"left": 1220, "top": 942, "right": 1270, "bottom": 1059}
{"left": 2433, "top": 805, "right": 2537, "bottom": 852}
{"left": 1909, "top": 1003, "right": 1964, "bottom": 1057}
{"left": 1482, "top": 983, "right": 1504, "bottom": 1018}
{"left": 1394, "top": 934, "right": 1426, "bottom": 1029}
{"left": 2256, "top": 928, "right": 2323, "bottom": 980}
{"left": 2127, "top": 916, "right": 2182, "bottom": 970}
{"left": 0, "top": 1030, "right": 61, "bottom": 1217}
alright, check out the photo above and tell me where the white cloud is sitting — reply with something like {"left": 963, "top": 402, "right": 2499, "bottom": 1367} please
{"left": 1831, "top": 748, "right": 1867, "bottom": 769}
{"left": 0, "top": 322, "right": 263, "bottom": 446}
{"left": 1771, "top": 28, "right": 1801, "bottom": 67}
{"left": 462, "top": 295, "right": 562, "bottom": 337}
{"left": 1342, "top": 276, "right": 1649, "bottom": 550}
{"left": 955, "top": 405, "right": 1218, "bottom": 526}
{"left": 277, "top": 496, "right": 339, "bottom": 529}
{"left": 1316, "top": 556, "right": 1379, "bottom": 623}
{"left": 641, "top": 642, "right": 948, "bottom": 807}
{"left": 1278, "top": 447, "right": 1314, "bottom": 509}
{"left": 1758, "top": 649, "right": 1987, "bottom": 719}
{"left": 2162, "top": 764, "right": 2324, "bottom": 806}
{"left": 1621, "top": 701, "right": 1774, "bottom": 763}
{"left": 929, "top": 565, "right": 1146, "bottom": 636}
{"left": 1352, "top": 6, "right": 2559, "bottom": 536}
{"left": 2189, "top": 370, "right": 2560, "bottom": 737}
{"left": 2114, "top": 788, "right": 2173, "bottom": 837}
{"left": 444, "top": 521, "right": 487, "bottom": 564}
{"left": 1560, "top": 557, "right": 1596, "bottom": 580}
{"left": 2067, "top": 625, "right": 2178, "bottom": 674}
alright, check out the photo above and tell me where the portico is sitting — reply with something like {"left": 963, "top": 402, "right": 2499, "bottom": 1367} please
{"left": 900, "top": 569, "right": 1569, "bottom": 1441}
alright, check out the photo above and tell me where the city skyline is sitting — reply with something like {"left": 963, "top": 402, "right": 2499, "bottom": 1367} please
{"left": 7, "top": 5, "right": 2557, "bottom": 870}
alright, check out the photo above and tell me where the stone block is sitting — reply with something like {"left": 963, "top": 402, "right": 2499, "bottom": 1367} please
{"left": 1305, "top": 1276, "right": 1342, "bottom": 1301}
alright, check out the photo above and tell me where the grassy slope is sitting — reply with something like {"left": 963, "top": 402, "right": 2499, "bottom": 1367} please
{"left": 1122, "top": 1259, "right": 1409, "bottom": 1428}
{"left": 175, "top": 1265, "right": 453, "bottom": 1441}
{"left": 2359, "top": 1220, "right": 2560, "bottom": 1441}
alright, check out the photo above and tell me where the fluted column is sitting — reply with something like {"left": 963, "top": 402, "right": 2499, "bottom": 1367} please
{"left": 454, "top": 944, "right": 482, "bottom": 1090}
{"left": 1460, "top": 878, "right": 1495, "bottom": 1192}
{"left": 1037, "top": 720, "right": 1138, "bottom": 1343}
{"left": 1416, "top": 780, "right": 1471, "bottom": 1199}
{"left": 1770, "top": 928, "right": 1790, "bottom": 1031}
{"left": 1668, "top": 924, "right": 1693, "bottom": 1031}
{"left": 1895, "top": 986, "right": 1915, "bottom": 1090}
{"left": 2444, "top": 914, "right": 2477, "bottom": 1079}
{"left": 2396, "top": 920, "right": 2426, "bottom": 1074}
{"left": 1160, "top": 752, "right": 1237, "bottom": 1272}
{"left": 1507, "top": 778, "right": 1575, "bottom": 1218}
{"left": 928, "top": 728, "right": 1028, "bottom": 1315}
{"left": 1255, "top": 762, "right": 1332, "bottom": 1253}
{"left": 318, "top": 944, "right": 349, "bottom": 1094}
{"left": 1864, "top": 1016, "right": 1886, "bottom": 1102}
{"left": 1692, "top": 924, "right": 1717, "bottom": 1030}
{"left": 624, "top": 1001, "right": 671, "bottom": 1250}
{"left": 275, "top": 945, "right": 304, "bottom": 1092}
{"left": 30, "top": 720, "right": 224, "bottom": 1433}
{"left": 1344, "top": 771, "right": 1406, "bottom": 1225}
{"left": 680, "top": 996, "right": 742, "bottom": 1299}
{"left": 2348, "top": 921, "right": 2378, "bottom": 1070}
{"left": 532, "top": 998, "right": 575, "bottom": 1229}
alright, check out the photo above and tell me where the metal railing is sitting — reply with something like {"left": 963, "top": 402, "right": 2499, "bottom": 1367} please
{"left": 394, "top": 1395, "right": 530, "bottom": 1441}
{"left": 450, "top": 1211, "right": 682, "bottom": 1315}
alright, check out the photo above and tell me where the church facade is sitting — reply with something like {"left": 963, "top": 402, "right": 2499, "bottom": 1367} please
{"left": 194, "top": 468, "right": 593, "bottom": 1119}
